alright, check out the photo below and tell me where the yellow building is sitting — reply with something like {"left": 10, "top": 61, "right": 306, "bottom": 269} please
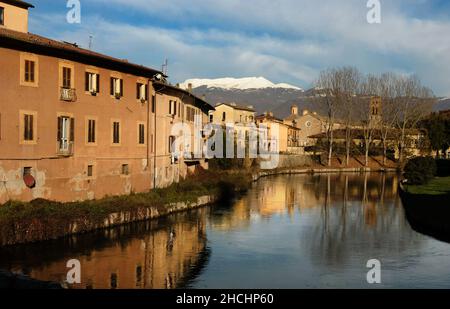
{"left": 209, "top": 103, "right": 255, "bottom": 125}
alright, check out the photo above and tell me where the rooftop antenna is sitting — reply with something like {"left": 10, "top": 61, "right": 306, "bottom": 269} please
{"left": 162, "top": 58, "right": 168, "bottom": 76}
{"left": 88, "top": 35, "right": 94, "bottom": 50}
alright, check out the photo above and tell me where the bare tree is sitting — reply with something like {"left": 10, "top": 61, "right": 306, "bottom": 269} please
{"left": 393, "top": 75, "right": 435, "bottom": 163}
{"left": 316, "top": 67, "right": 361, "bottom": 167}
{"left": 377, "top": 73, "right": 400, "bottom": 166}
{"left": 316, "top": 69, "right": 339, "bottom": 167}
{"left": 339, "top": 67, "right": 362, "bottom": 166}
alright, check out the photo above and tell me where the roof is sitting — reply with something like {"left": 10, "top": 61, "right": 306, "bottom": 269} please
{"left": 256, "top": 114, "right": 300, "bottom": 130}
{"left": 0, "top": 27, "right": 163, "bottom": 78}
{"left": 215, "top": 103, "right": 255, "bottom": 112}
{"left": 284, "top": 112, "right": 326, "bottom": 123}
{"left": 1, "top": 0, "right": 34, "bottom": 9}
{"left": 153, "top": 81, "right": 215, "bottom": 113}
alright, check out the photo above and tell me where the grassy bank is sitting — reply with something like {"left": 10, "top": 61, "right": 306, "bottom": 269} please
{"left": 405, "top": 176, "right": 450, "bottom": 195}
{"left": 0, "top": 168, "right": 252, "bottom": 226}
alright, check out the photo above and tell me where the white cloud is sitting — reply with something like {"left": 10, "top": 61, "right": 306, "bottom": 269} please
{"left": 31, "top": 0, "right": 450, "bottom": 95}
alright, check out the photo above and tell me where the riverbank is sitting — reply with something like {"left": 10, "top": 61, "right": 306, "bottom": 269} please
{"left": 399, "top": 180, "right": 450, "bottom": 242}
{"left": 0, "top": 169, "right": 252, "bottom": 246}
{"left": 253, "top": 166, "right": 398, "bottom": 181}
{"left": 0, "top": 165, "right": 399, "bottom": 247}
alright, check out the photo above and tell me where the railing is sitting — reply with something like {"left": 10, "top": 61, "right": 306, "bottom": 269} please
{"left": 60, "top": 87, "right": 77, "bottom": 102}
{"left": 57, "top": 141, "right": 74, "bottom": 156}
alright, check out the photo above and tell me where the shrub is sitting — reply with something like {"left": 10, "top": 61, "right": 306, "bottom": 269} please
{"left": 404, "top": 156, "right": 437, "bottom": 185}
{"left": 436, "top": 159, "right": 450, "bottom": 177}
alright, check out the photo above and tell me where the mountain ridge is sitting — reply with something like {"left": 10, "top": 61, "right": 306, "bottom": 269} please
{"left": 179, "top": 77, "right": 303, "bottom": 91}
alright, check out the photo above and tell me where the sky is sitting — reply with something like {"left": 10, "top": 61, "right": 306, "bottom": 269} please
{"left": 26, "top": 0, "right": 450, "bottom": 96}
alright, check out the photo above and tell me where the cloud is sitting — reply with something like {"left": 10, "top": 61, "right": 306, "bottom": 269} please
{"left": 30, "top": 0, "right": 450, "bottom": 95}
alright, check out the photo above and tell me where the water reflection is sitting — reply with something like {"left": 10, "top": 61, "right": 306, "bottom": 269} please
{"left": 1, "top": 173, "right": 450, "bottom": 288}
{"left": 0, "top": 210, "right": 209, "bottom": 289}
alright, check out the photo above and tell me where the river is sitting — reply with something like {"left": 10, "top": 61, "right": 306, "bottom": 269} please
{"left": 1, "top": 173, "right": 450, "bottom": 288}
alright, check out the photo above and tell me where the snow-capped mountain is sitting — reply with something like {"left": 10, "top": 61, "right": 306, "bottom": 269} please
{"left": 180, "top": 77, "right": 303, "bottom": 91}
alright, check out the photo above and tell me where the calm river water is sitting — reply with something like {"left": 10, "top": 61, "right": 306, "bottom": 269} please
{"left": 1, "top": 173, "right": 450, "bottom": 289}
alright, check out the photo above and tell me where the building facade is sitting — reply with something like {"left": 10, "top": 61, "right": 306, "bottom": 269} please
{"left": 209, "top": 103, "right": 255, "bottom": 125}
{"left": 283, "top": 105, "right": 328, "bottom": 147}
{"left": 255, "top": 112, "right": 301, "bottom": 153}
{"left": 0, "top": 1, "right": 213, "bottom": 204}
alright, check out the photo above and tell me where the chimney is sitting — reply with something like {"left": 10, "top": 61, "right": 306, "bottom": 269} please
{"left": 303, "top": 110, "right": 309, "bottom": 116}
{"left": 291, "top": 105, "right": 298, "bottom": 115}
{"left": 247, "top": 105, "right": 254, "bottom": 110}
{"left": 269, "top": 112, "right": 273, "bottom": 117}
{"left": 188, "top": 83, "right": 193, "bottom": 93}
{"left": 201, "top": 95, "right": 206, "bottom": 101}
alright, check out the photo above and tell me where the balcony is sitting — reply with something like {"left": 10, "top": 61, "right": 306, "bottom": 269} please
{"left": 57, "top": 141, "right": 74, "bottom": 156}
{"left": 60, "top": 87, "right": 77, "bottom": 102}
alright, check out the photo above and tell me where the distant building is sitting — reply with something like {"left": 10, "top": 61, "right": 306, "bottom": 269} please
{"left": 209, "top": 103, "right": 256, "bottom": 125}
{"left": 255, "top": 112, "right": 301, "bottom": 153}
{"left": 283, "top": 105, "right": 328, "bottom": 147}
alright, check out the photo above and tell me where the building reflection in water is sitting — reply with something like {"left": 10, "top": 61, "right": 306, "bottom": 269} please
{"left": 0, "top": 209, "right": 209, "bottom": 289}
{"left": 0, "top": 173, "right": 435, "bottom": 289}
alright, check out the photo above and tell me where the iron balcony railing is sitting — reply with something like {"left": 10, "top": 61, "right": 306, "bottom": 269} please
{"left": 57, "top": 140, "right": 74, "bottom": 156}
{"left": 60, "top": 87, "right": 77, "bottom": 102}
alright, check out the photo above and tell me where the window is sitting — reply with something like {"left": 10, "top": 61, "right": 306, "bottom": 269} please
{"left": 151, "top": 95, "right": 156, "bottom": 113}
{"left": 305, "top": 121, "right": 312, "bottom": 128}
{"left": 57, "top": 116, "right": 74, "bottom": 153}
{"left": 209, "top": 114, "right": 213, "bottom": 123}
{"left": 110, "top": 273, "right": 118, "bottom": 289}
{"left": 24, "top": 60, "right": 35, "bottom": 83}
{"left": 87, "top": 165, "right": 93, "bottom": 177}
{"left": 110, "top": 77, "right": 123, "bottom": 98}
{"left": 20, "top": 54, "right": 39, "bottom": 87}
{"left": 23, "top": 167, "right": 32, "bottom": 177}
{"left": 169, "top": 136, "right": 175, "bottom": 153}
{"left": 138, "top": 123, "right": 145, "bottom": 145}
{"left": 62, "top": 67, "right": 72, "bottom": 88}
{"left": 85, "top": 72, "right": 100, "bottom": 93}
{"left": 23, "top": 114, "right": 34, "bottom": 141}
{"left": 87, "top": 119, "right": 96, "bottom": 143}
{"left": 222, "top": 112, "right": 226, "bottom": 122}
{"left": 121, "top": 164, "right": 129, "bottom": 175}
{"left": 112, "top": 121, "right": 120, "bottom": 144}
{"left": 136, "top": 266, "right": 142, "bottom": 287}
{"left": 0, "top": 7, "right": 4, "bottom": 26}
{"left": 169, "top": 100, "right": 177, "bottom": 116}
{"left": 186, "top": 106, "right": 198, "bottom": 122}
{"left": 136, "top": 83, "right": 148, "bottom": 102}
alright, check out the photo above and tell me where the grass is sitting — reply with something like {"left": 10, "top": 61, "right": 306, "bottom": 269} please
{"left": 0, "top": 168, "right": 252, "bottom": 224}
{"left": 405, "top": 176, "right": 450, "bottom": 196}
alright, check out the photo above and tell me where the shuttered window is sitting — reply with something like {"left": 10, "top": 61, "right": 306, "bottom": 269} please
{"left": 24, "top": 114, "right": 34, "bottom": 141}
{"left": 138, "top": 124, "right": 145, "bottom": 145}
{"left": 87, "top": 119, "right": 96, "bottom": 143}
{"left": 113, "top": 121, "right": 120, "bottom": 144}
{"left": 24, "top": 60, "right": 35, "bottom": 83}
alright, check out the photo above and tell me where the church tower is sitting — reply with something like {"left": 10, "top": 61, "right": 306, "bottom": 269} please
{"left": 369, "top": 96, "right": 382, "bottom": 126}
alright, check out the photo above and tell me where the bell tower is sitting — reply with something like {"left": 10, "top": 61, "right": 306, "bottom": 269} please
{"left": 0, "top": 0, "right": 34, "bottom": 33}
{"left": 369, "top": 96, "right": 382, "bottom": 126}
